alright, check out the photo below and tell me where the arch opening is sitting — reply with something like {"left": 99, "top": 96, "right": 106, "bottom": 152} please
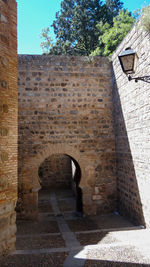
{"left": 38, "top": 153, "right": 83, "bottom": 216}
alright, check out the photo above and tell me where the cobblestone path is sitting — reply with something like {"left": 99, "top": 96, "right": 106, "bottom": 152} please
{"left": 1, "top": 189, "right": 150, "bottom": 266}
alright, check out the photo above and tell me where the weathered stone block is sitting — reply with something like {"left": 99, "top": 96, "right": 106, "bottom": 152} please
{"left": 0, "top": 216, "right": 9, "bottom": 229}
{"left": 0, "top": 14, "right": 8, "bottom": 23}
{"left": 92, "top": 195, "right": 102, "bottom": 201}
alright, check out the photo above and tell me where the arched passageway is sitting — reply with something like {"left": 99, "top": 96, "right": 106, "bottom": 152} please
{"left": 38, "top": 154, "right": 83, "bottom": 216}
{"left": 18, "top": 143, "right": 96, "bottom": 219}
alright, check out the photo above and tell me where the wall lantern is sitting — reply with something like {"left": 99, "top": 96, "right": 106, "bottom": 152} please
{"left": 118, "top": 47, "right": 150, "bottom": 83}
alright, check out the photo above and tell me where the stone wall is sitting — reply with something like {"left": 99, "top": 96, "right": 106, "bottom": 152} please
{"left": 18, "top": 55, "right": 116, "bottom": 219}
{"left": 112, "top": 25, "right": 150, "bottom": 227}
{"left": 39, "top": 154, "right": 72, "bottom": 189}
{"left": 0, "top": 0, "right": 17, "bottom": 255}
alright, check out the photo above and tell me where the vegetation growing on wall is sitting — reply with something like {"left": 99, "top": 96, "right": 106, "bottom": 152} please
{"left": 140, "top": 5, "right": 150, "bottom": 33}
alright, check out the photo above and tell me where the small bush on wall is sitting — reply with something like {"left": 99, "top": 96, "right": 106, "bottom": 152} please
{"left": 140, "top": 5, "right": 150, "bottom": 33}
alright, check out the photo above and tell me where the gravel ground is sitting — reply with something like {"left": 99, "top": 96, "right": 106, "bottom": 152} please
{"left": 16, "top": 235, "right": 66, "bottom": 250}
{"left": 2, "top": 189, "right": 150, "bottom": 267}
{"left": 90, "top": 214, "right": 134, "bottom": 229}
{"left": 66, "top": 213, "right": 134, "bottom": 232}
{"left": 17, "top": 220, "right": 60, "bottom": 235}
{"left": 58, "top": 199, "right": 76, "bottom": 212}
{"left": 76, "top": 232, "right": 118, "bottom": 246}
{"left": 67, "top": 218, "right": 99, "bottom": 232}
{"left": 0, "top": 252, "right": 69, "bottom": 267}
{"left": 85, "top": 246, "right": 150, "bottom": 265}
{"left": 84, "top": 260, "right": 149, "bottom": 267}
{"left": 38, "top": 202, "right": 53, "bottom": 213}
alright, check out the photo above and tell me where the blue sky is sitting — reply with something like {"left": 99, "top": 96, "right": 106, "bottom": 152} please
{"left": 17, "top": 0, "right": 147, "bottom": 55}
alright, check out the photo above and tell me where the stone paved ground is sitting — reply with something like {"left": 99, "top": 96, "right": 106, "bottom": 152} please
{"left": 1, "top": 189, "right": 150, "bottom": 267}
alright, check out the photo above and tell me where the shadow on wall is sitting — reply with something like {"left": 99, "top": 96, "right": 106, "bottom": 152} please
{"left": 69, "top": 155, "right": 83, "bottom": 215}
{"left": 112, "top": 70, "right": 145, "bottom": 227}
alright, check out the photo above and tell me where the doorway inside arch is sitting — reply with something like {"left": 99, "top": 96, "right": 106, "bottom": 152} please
{"left": 38, "top": 154, "right": 83, "bottom": 216}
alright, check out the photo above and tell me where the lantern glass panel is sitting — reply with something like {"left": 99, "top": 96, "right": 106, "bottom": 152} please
{"left": 121, "top": 54, "right": 134, "bottom": 74}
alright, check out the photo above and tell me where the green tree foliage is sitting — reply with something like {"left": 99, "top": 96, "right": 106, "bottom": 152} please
{"left": 40, "top": 0, "right": 123, "bottom": 55}
{"left": 91, "top": 9, "right": 135, "bottom": 57}
{"left": 106, "top": 0, "right": 123, "bottom": 18}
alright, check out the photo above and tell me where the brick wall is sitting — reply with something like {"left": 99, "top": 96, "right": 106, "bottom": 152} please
{"left": 39, "top": 154, "right": 72, "bottom": 189}
{"left": 112, "top": 24, "right": 150, "bottom": 226}
{"left": 0, "top": 0, "right": 17, "bottom": 255}
{"left": 18, "top": 55, "right": 116, "bottom": 218}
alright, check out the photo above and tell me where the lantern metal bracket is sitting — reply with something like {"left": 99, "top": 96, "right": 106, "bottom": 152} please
{"left": 128, "top": 75, "right": 150, "bottom": 83}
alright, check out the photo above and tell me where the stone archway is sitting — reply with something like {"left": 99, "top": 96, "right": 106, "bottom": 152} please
{"left": 18, "top": 143, "right": 95, "bottom": 219}
{"left": 38, "top": 153, "right": 83, "bottom": 215}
